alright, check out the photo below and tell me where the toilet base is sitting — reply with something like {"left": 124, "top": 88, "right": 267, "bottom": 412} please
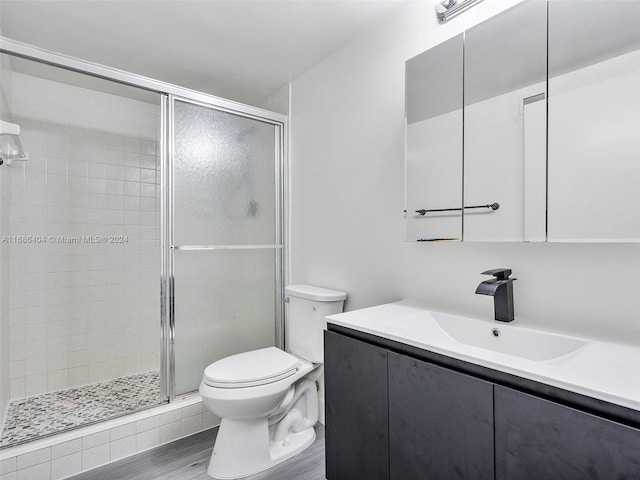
{"left": 207, "top": 417, "right": 316, "bottom": 479}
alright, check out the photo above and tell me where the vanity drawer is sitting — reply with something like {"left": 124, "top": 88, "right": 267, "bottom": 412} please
{"left": 495, "top": 385, "right": 640, "bottom": 479}
{"left": 389, "top": 352, "right": 494, "bottom": 480}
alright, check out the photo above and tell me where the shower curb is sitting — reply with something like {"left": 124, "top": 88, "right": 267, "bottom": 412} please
{"left": 0, "top": 394, "right": 218, "bottom": 480}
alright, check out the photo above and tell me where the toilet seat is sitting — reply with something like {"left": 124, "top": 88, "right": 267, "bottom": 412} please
{"left": 203, "top": 347, "right": 300, "bottom": 388}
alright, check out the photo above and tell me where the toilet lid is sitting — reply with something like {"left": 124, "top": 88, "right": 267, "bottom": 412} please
{"left": 203, "top": 347, "right": 300, "bottom": 388}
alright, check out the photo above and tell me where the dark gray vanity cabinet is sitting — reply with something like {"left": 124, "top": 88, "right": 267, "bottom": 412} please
{"left": 324, "top": 330, "right": 389, "bottom": 480}
{"left": 325, "top": 330, "right": 494, "bottom": 480}
{"left": 325, "top": 328, "right": 640, "bottom": 480}
{"left": 388, "top": 352, "right": 494, "bottom": 480}
{"left": 494, "top": 386, "right": 640, "bottom": 479}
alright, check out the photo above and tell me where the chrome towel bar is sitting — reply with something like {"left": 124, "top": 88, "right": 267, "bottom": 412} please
{"left": 415, "top": 202, "right": 499, "bottom": 215}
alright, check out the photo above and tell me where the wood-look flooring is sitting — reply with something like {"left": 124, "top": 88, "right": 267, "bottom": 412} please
{"left": 69, "top": 425, "right": 325, "bottom": 480}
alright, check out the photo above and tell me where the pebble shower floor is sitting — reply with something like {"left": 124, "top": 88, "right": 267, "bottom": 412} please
{"left": 0, "top": 371, "right": 163, "bottom": 448}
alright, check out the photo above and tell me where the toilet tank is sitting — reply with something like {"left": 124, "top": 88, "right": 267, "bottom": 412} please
{"left": 285, "top": 285, "right": 347, "bottom": 364}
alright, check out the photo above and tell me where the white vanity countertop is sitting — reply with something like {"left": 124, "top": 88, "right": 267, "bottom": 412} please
{"left": 326, "top": 300, "right": 640, "bottom": 412}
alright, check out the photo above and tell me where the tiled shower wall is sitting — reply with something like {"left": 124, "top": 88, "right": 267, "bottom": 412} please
{"left": 7, "top": 72, "right": 161, "bottom": 400}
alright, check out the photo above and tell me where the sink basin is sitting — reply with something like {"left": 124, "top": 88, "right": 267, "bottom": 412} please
{"left": 326, "top": 300, "right": 639, "bottom": 411}
{"left": 387, "top": 311, "right": 589, "bottom": 361}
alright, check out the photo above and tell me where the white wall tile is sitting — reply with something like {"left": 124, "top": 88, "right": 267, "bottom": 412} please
{"left": 24, "top": 373, "right": 47, "bottom": 395}
{"left": 16, "top": 463, "right": 50, "bottom": 480}
{"left": 182, "top": 402, "right": 202, "bottom": 419}
{"left": 51, "top": 438, "right": 81, "bottom": 459}
{"left": 135, "top": 427, "right": 160, "bottom": 452}
{"left": 9, "top": 379, "right": 24, "bottom": 399}
{"left": 25, "top": 357, "right": 47, "bottom": 376}
{"left": 47, "top": 370, "right": 68, "bottom": 389}
{"left": 160, "top": 409, "right": 181, "bottom": 425}
{"left": 110, "top": 422, "right": 137, "bottom": 441}
{"left": 182, "top": 415, "right": 203, "bottom": 437}
{"left": 81, "top": 444, "right": 110, "bottom": 471}
{"left": 51, "top": 452, "right": 81, "bottom": 480}
{"left": 105, "top": 180, "right": 124, "bottom": 196}
{"left": 69, "top": 160, "right": 88, "bottom": 178}
{"left": 68, "top": 366, "right": 89, "bottom": 384}
{"left": 16, "top": 448, "right": 51, "bottom": 470}
{"left": 0, "top": 458, "right": 16, "bottom": 475}
{"left": 136, "top": 415, "right": 160, "bottom": 433}
{"left": 106, "top": 165, "right": 124, "bottom": 181}
{"left": 160, "top": 421, "right": 182, "bottom": 444}
{"left": 82, "top": 430, "right": 110, "bottom": 449}
{"left": 110, "top": 435, "right": 136, "bottom": 462}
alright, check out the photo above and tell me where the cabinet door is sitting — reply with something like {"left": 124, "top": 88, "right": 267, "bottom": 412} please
{"left": 388, "top": 352, "right": 494, "bottom": 480}
{"left": 495, "top": 385, "right": 640, "bottom": 479}
{"left": 324, "top": 331, "right": 389, "bottom": 480}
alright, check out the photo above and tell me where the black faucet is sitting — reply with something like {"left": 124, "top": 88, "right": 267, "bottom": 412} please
{"left": 475, "top": 268, "right": 517, "bottom": 322}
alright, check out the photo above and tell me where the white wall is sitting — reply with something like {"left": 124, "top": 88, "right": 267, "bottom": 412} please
{"left": 290, "top": 0, "right": 640, "bottom": 340}
{"left": 258, "top": 83, "right": 290, "bottom": 116}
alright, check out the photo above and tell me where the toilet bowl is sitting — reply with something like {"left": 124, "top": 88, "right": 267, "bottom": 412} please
{"left": 199, "top": 284, "right": 346, "bottom": 479}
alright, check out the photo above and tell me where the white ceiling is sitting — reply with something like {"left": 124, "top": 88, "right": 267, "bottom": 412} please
{"left": 0, "top": 0, "right": 409, "bottom": 108}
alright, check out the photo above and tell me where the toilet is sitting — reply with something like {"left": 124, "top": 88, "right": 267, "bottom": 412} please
{"left": 199, "top": 284, "right": 347, "bottom": 479}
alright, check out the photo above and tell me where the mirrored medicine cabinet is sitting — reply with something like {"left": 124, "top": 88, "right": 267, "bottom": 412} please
{"left": 404, "top": 0, "right": 640, "bottom": 242}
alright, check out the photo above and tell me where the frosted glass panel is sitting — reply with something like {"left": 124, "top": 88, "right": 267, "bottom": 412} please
{"left": 174, "top": 100, "right": 277, "bottom": 245}
{"left": 174, "top": 249, "right": 277, "bottom": 395}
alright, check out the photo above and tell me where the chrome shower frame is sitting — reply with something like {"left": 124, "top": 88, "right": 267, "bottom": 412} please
{"left": 0, "top": 36, "right": 288, "bottom": 402}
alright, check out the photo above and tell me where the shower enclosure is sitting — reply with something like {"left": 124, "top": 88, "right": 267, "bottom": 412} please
{"left": 0, "top": 39, "right": 285, "bottom": 449}
{"left": 170, "top": 99, "right": 283, "bottom": 397}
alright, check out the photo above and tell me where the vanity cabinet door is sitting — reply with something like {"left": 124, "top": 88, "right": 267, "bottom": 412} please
{"left": 388, "top": 352, "right": 494, "bottom": 480}
{"left": 495, "top": 385, "right": 640, "bottom": 479}
{"left": 324, "top": 331, "right": 389, "bottom": 480}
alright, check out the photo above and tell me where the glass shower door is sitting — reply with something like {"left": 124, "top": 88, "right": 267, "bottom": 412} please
{"left": 170, "top": 98, "right": 283, "bottom": 396}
